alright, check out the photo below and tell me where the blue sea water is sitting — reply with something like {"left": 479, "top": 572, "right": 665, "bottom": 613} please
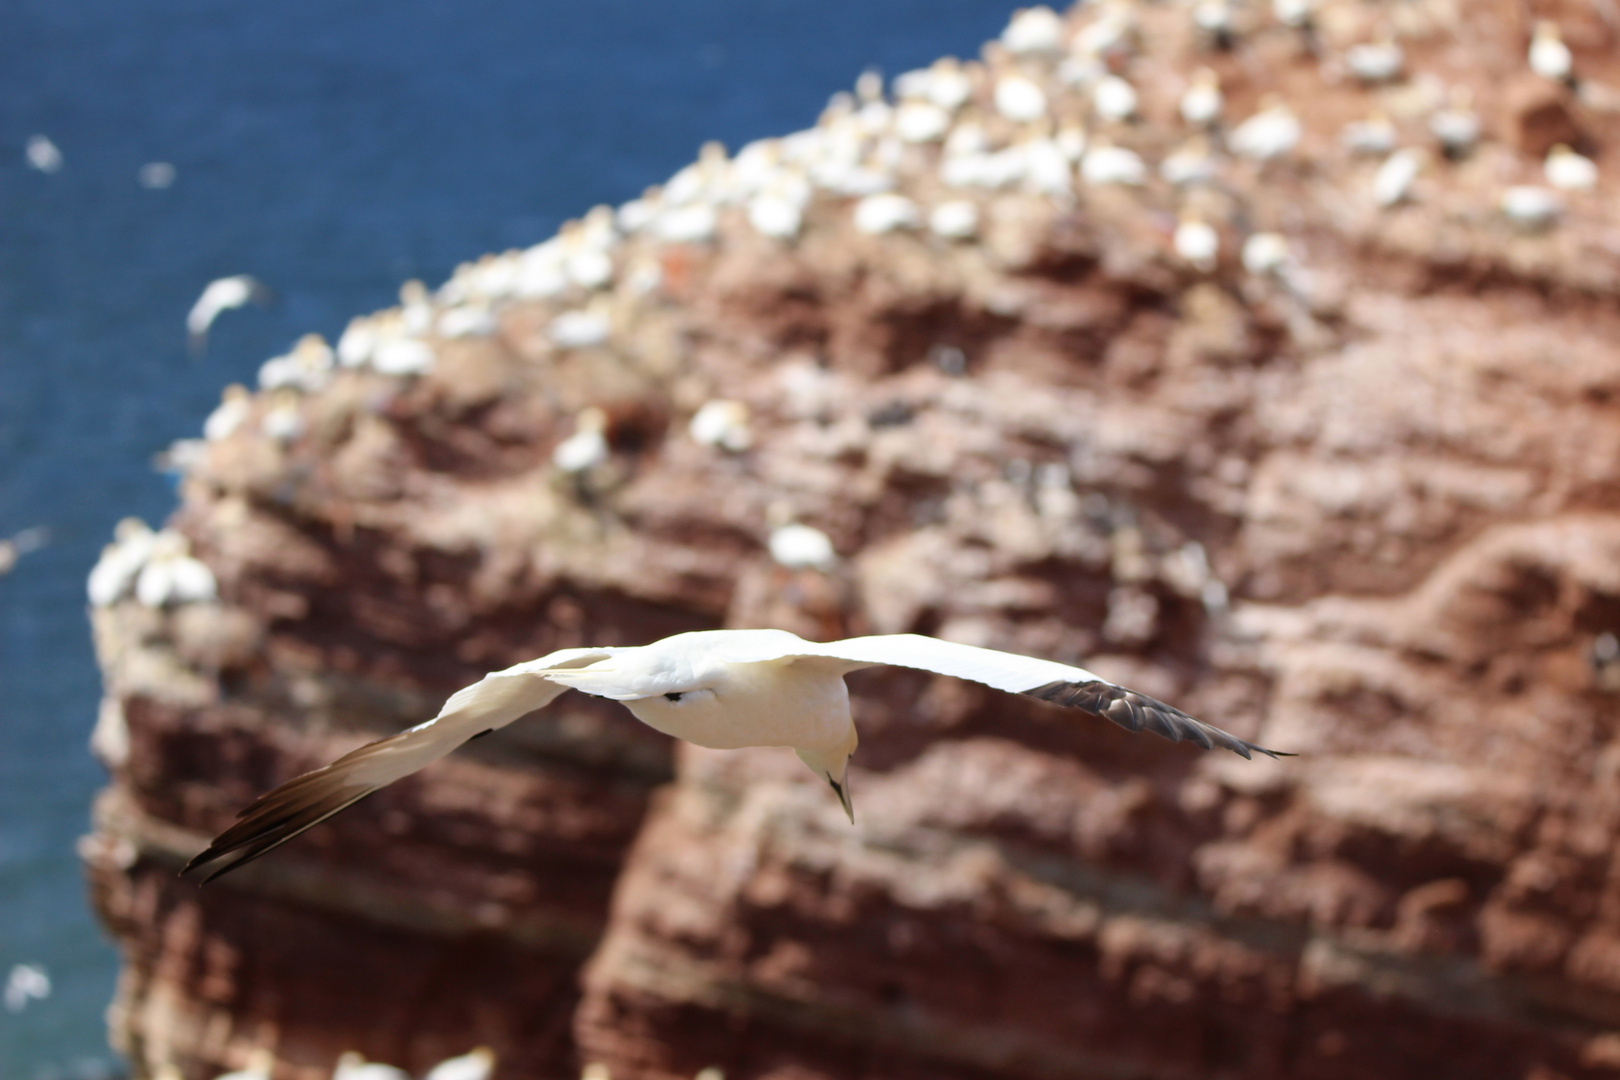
{"left": 0, "top": 1, "right": 1015, "bottom": 1075}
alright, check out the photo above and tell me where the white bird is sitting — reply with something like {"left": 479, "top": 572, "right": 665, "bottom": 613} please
{"left": 1160, "top": 137, "right": 1216, "bottom": 186}
{"left": 1345, "top": 39, "right": 1404, "bottom": 84}
{"left": 1373, "top": 148, "right": 1422, "bottom": 207}
{"left": 184, "top": 633, "right": 1289, "bottom": 880}
{"left": 3, "top": 963, "right": 50, "bottom": 1013}
{"left": 853, "top": 193, "right": 920, "bottom": 234}
{"left": 0, "top": 526, "right": 49, "bottom": 578}
{"left": 424, "top": 1048, "right": 496, "bottom": 1080}
{"left": 138, "top": 162, "right": 177, "bottom": 189}
{"left": 1342, "top": 112, "right": 1397, "bottom": 156}
{"left": 995, "top": 76, "right": 1049, "bottom": 122}
{"left": 1528, "top": 21, "right": 1572, "bottom": 83}
{"left": 203, "top": 385, "right": 252, "bottom": 442}
{"left": 1500, "top": 185, "right": 1561, "bottom": 229}
{"left": 1273, "top": 0, "right": 1313, "bottom": 27}
{"left": 550, "top": 306, "right": 612, "bottom": 349}
{"left": 1241, "top": 232, "right": 1291, "bottom": 276}
{"left": 1544, "top": 144, "right": 1597, "bottom": 191}
{"left": 552, "top": 407, "right": 610, "bottom": 474}
{"left": 656, "top": 204, "right": 719, "bottom": 244}
{"left": 88, "top": 519, "right": 158, "bottom": 607}
{"left": 929, "top": 200, "right": 980, "bottom": 239}
{"left": 1080, "top": 144, "right": 1146, "bottom": 186}
{"left": 689, "top": 400, "right": 752, "bottom": 451}
{"left": 747, "top": 193, "right": 803, "bottom": 239}
{"left": 1002, "top": 6, "right": 1066, "bottom": 54}
{"left": 1179, "top": 69, "right": 1223, "bottom": 127}
{"left": 135, "top": 531, "right": 217, "bottom": 608}
{"left": 371, "top": 337, "right": 435, "bottom": 377}
{"left": 331, "top": 1051, "right": 409, "bottom": 1080}
{"left": 1092, "top": 76, "right": 1138, "bottom": 123}
{"left": 926, "top": 59, "right": 973, "bottom": 112}
{"left": 894, "top": 101, "right": 951, "bottom": 143}
{"left": 1230, "top": 99, "right": 1301, "bottom": 161}
{"left": 214, "top": 1049, "right": 275, "bottom": 1080}
{"left": 1174, "top": 214, "right": 1219, "bottom": 271}
{"left": 768, "top": 523, "right": 837, "bottom": 570}
{"left": 25, "top": 135, "right": 62, "bottom": 174}
{"left": 261, "top": 390, "right": 307, "bottom": 444}
{"left": 1428, "top": 93, "right": 1480, "bottom": 158}
{"left": 188, "top": 275, "right": 270, "bottom": 355}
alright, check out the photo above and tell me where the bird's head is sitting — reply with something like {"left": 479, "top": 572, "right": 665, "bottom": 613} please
{"left": 796, "top": 725, "right": 858, "bottom": 824}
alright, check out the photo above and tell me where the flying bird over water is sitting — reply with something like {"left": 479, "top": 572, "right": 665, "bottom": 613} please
{"left": 184, "top": 630, "right": 1289, "bottom": 881}
{"left": 187, "top": 275, "right": 271, "bottom": 355}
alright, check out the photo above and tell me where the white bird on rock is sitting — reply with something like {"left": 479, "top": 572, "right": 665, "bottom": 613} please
{"left": 188, "top": 275, "right": 271, "bottom": 355}
{"left": 182, "top": 630, "right": 1290, "bottom": 880}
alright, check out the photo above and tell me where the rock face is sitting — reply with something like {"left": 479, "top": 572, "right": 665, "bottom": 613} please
{"left": 84, "top": 0, "right": 1620, "bottom": 1077}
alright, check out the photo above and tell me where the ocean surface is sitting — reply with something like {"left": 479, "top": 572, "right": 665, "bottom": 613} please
{"left": 0, "top": 1, "right": 1014, "bottom": 1076}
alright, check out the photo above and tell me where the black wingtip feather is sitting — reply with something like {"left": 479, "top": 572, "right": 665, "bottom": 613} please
{"left": 1023, "top": 680, "right": 1291, "bottom": 760}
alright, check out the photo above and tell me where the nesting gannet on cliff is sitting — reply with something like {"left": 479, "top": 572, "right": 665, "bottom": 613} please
{"left": 689, "top": 399, "right": 752, "bottom": 452}
{"left": 1273, "top": 0, "right": 1313, "bottom": 28}
{"left": 204, "top": 385, "right": 251, "bottom": 442}
{"left": 182, "top": 627, "right": 1289, "bottom": 880}
{"left": 1544, "top": 144, "right": 1597, "bottom": 191}
{"left": 995, "top": 76, "right": 1048, "bottom": 123}
{"left": 187, "top": 275, "right": 271, "bottom": 355}
{"left": 1179, "top": 69, "right": 1223, "bottom": 127}
{"left": 853, "top": 193, "right": 920, "bottom": 234}
{"left": 1091, "top": 75, "right": 1138, "bottom": 123}
{"left": 1230, "top": 98, "right": 1301, "bottom": 161}
{"left": 1160, "top": 135, "right": 1216, "bottom": 186}
{"left": 1173, "top": 213, "right": 1219, "bottom": 271}
{"left": 88, "top": 519, "right": 158, "bottom": 607}
{"left": 1373, "top": 148, "right": 1423, "bottom": 207}
{"left": 926, "top": 58, "right": 973, "bottom": 112}
{"left": 552, "top": 407, "right": 610, "bottom": 474}
{"left": 1080, "top": 142, "right": 1146, "bottom": 186}
{"left": 1241, "top": 232, "right": 1292, "bottom": 276}
{"left": 424, "top": 1048, "right": 496, "bottom": 1080}
{"left": 135, "top": 530, "right": 217, "bottom": 608}
{"left": 1345, "top": 37, "right": 1404, "bottom": 83}
{"left": 1529, "top": 21, "right": 1572, "bottom": 83}
{"left": 929, "top": 200, "right": 980, "bottom": 239}
{"left": 1002, "top": 6, "right": 1066, "bottom": 55}
{"left": 1428, "top": 91, "right": 1480, "bottom": 159}
{"left": 895, "top": 101, "right": 951, "bottom": 143}
{"left": 1501, "top": 185, "right": 1561, "bottom": 229}
{"left": 1341, "top": 111, "right": 1397, "bottom": 156}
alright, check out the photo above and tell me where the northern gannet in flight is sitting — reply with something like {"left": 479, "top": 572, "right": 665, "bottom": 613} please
{"left": 187, "top": 275, "right": 271, "bottom": 355}
{"left": 183, "top": 630, "right": 1289, "bottom": 881}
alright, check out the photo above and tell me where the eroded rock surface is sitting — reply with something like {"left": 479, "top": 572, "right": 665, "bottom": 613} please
{"left": 85, "top": 0, "right": 1620, "bottom": 1077}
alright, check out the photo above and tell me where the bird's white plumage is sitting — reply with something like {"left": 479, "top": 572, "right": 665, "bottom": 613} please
{"left": 186, "top": 630, "right": 1283, "bottom": 880}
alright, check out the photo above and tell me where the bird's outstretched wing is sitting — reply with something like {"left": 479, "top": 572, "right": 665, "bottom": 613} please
{"left": 182, "top": 648, "right": 613, "bottom": 882}
{"left": 720, "top": 633, "right": 1288, "bottom": 760}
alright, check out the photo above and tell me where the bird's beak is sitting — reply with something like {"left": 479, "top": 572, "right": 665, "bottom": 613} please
{"left": 828, "top": 774, "right": 854, "bottom": 824}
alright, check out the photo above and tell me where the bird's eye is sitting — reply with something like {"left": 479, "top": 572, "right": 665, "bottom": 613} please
{"left": 664, "top": 692, "right": 684, "bottom": 702}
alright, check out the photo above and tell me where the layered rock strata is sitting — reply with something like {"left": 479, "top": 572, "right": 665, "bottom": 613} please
{"left": 85, "top": 0, "right": 1620, "bottom": 1078}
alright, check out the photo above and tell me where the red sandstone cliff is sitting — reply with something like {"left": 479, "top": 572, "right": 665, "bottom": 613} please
{"left": 84, "top": 1, "right": 1620, "bottom": 1077}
